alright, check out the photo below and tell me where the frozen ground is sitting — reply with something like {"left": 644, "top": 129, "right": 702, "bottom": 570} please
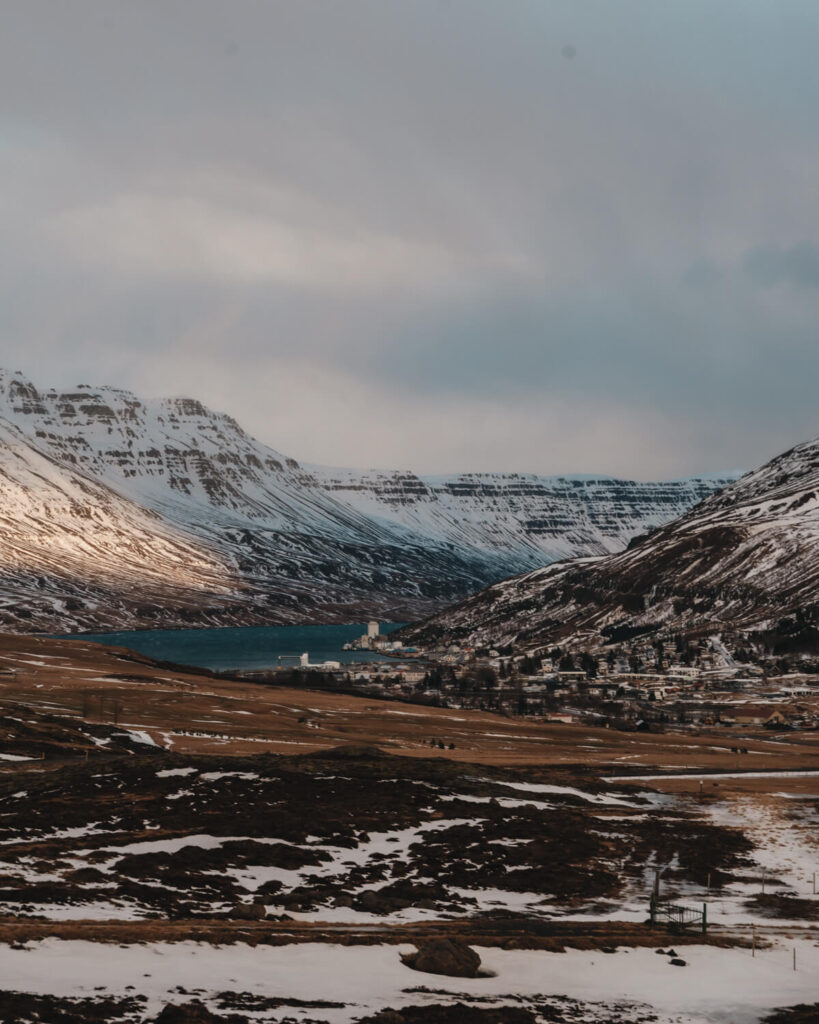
{"left": 1, "top": 937, "right": 817, "bottom": 1024}
{"left": 0, "top": 745, "right": 816, "bottom": 1022}
{"left": 0, "top": 753, "right": 812, "bottom": 931}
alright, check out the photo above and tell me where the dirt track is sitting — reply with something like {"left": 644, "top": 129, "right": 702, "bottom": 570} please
{"left": 0, "top": 917, "right": 737, "bottom": 951}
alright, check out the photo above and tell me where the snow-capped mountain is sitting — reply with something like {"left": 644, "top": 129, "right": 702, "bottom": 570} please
{"left": 400, "top": 437, "right": 819, "bottom": 651}
{"left": 0, "top": 369, "right": 738, "bottom": 632}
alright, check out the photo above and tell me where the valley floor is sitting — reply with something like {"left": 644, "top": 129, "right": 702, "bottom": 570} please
{"left": 0, "top": 634, "right": 816, "bottom": 1024}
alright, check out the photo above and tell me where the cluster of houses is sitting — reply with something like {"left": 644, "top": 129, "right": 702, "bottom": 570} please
{"left": 372, "top": 633, "right": 819, "bottom": 731}
{"left": 262, "top": 624, "right": 819, "bottom": 733}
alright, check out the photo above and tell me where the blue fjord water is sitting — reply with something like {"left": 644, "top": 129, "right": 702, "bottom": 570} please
{"left": 64, "top": 623, "right": 406, "bottom": 673}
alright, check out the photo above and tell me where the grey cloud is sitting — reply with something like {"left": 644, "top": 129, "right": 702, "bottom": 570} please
{"left": 743, "top": 242, "right": 819, "bottom": 288}
{"left": 0, "top": 1, "right": 818, "bottom": 476}
{"left": 681, "top": 261, "right": 723, "bottom": 288}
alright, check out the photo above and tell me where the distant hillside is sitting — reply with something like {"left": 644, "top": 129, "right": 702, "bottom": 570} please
{"left": 400, "top": 437, "right": 819, "bottom": 652}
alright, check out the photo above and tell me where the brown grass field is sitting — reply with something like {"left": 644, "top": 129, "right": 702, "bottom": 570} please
{"left": 0, "top": 633, "right": 816, "bottom": 773}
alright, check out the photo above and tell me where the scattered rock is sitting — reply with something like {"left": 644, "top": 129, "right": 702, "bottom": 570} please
{"left": 669, "top": 958, "right": 687, "bottom": 967}
{"left": 401, "top": 938, "right": 482, "bottom": 978}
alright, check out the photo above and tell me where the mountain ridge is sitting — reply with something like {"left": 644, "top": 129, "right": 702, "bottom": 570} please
{"left": 0, "top": 368, "right": 740, "bottom": 633}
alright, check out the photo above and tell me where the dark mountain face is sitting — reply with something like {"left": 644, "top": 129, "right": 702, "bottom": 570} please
{"left": 400, "top": 437, "right": 819, "bottom": 652}
{"left": 0, "top": 369, "right": 736, "bottom": 632}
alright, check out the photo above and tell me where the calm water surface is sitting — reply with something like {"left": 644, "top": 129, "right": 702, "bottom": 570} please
{"left": 63, "top": 623, "right": 406, "bottom": 672}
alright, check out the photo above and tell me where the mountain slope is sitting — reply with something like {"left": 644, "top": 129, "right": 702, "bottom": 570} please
{"left": 400, "top": 437, "right": 819, "bottom": 651}
{"left": 313, "top": 467, "right": 733, "bottom": 567}
{"left": 0, "top": 369, "right": 738, "bottom": 632}
{"left": 0, "top": 416, "right": 246, "bottom": 632}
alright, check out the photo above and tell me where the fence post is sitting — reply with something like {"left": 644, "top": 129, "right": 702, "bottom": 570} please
{"left": 702, "top": 903, "right": 707, "bottom": 934}
{"left": 650, "top": 892, "right": 656, "bottom": 927}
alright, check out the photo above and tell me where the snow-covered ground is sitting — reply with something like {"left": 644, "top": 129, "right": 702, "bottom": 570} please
{"left": 1, "top": 937, "right": 817, "bottom": 1024}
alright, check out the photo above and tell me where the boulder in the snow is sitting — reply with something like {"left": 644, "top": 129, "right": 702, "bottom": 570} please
{"left": 401, "top": 938, "right": 482, "bottom": 978}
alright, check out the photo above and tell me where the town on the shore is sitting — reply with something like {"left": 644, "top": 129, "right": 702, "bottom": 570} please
{"left": 248, "top": 621, "right": 819, "bottom": 733}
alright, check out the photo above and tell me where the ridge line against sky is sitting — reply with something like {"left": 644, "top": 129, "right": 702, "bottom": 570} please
{"left": 0, "top": 366, "right": 752, "bottom": 481}
{"left": 1, "top": 1, "right": 818, "bottom": 477}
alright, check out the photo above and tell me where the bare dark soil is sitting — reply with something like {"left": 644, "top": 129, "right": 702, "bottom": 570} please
{"left": 0, "top": 991, "right": 146, "bottom": 1023}
{"left": 0, "top": 990, "right": 675, "bottom": 1024}
{"left": 360, "top": 992, "right": 669, "bottom": 1023}
{"left": 745, "top": 894, "right": 819, "bottom": 920}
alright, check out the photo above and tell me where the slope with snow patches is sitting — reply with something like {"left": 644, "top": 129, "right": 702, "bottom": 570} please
{"left": 402, "top": 436, "right": 819, "bottom": 650}
{"left": 0, "top": 369, "right": 736, "bottom": 631}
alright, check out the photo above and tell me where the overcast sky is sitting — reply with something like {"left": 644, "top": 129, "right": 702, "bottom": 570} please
{"left": 1, "top": 1, "right": 818, "bottom": 477}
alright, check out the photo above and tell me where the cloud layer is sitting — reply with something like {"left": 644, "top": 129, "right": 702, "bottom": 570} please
{"left": 0, "top": 1, "right": 817, "bottom": 476}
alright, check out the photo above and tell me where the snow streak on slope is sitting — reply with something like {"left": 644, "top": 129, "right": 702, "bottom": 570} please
{"left": 402, "top": 437, "right": 819, "bottom": 650}
{"left": 0, "top": 370, "right": 737, "bottom": 632}
{"left": 314, "top": 467, "right": 734, "bottom": 566}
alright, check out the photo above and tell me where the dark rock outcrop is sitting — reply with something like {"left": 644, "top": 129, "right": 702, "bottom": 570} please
{"left": 155, "top": 1001, "right": 224, "bottom": 1023}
